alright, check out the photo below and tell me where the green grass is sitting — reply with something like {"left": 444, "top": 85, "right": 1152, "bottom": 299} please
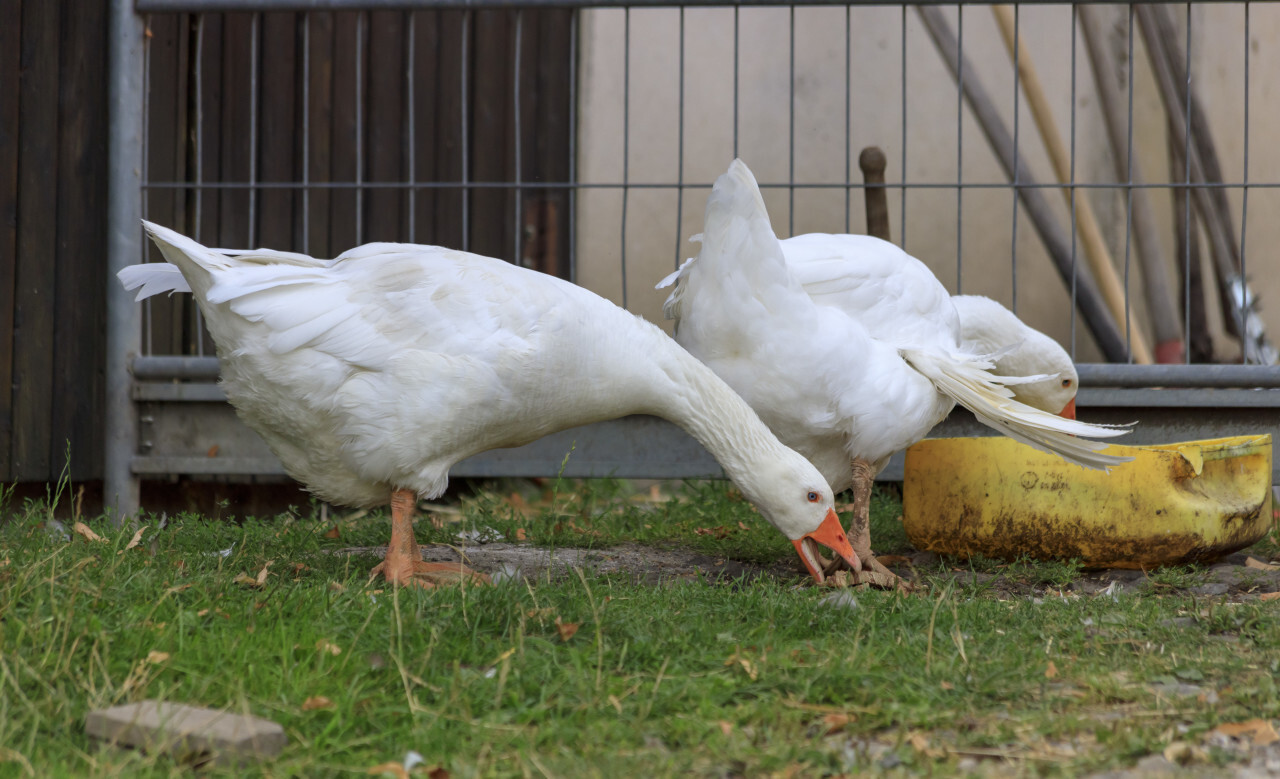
{"left": 1, "top": 482, "right": 1279, "bottom": 777}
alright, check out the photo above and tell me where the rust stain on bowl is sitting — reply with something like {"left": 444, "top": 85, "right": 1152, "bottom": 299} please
{"left": 903, "top": 435, "right": 1273, "bottom": 568}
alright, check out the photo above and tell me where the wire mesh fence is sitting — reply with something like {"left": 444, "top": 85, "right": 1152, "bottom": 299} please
{"left": 105, "top": 0, "right": 1280, "bottom": 515}
{"left": 132, "top": 1, "right": 1280, "bottom": 368}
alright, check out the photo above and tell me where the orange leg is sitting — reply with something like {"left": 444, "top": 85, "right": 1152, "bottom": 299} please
{"left": 847, "top": 458, "right": 902, "bottom": 588}
{"left": 369, "top": 488, "right": 491, "bottom": 588}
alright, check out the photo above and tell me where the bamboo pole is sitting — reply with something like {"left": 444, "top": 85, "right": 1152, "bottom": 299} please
{"left": 991, "top": 5, "right": 1153, "bottom": 364}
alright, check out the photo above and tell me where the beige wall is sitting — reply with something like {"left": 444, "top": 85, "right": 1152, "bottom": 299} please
{"left": 575, "top": 3, "right": 1280, "bottom": 363}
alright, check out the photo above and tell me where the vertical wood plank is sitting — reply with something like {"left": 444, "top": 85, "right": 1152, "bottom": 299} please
{"left": 305, "top": 12, "right": 334, "bottom": 258}
{"left": 11, "top": 0, "right": 60, "bottom": 480}
{"left": 143, "top": 13, "right": 186, "bottom": 356}
{"left": 0, "top": 0, "right": 23, "bottom": 480}
{"left": 433, "top": 11, "right": 466, "bottom": 251}
{"left": 328, "top": 11, "right": 360, "bottom": 252}
{"left": 470, "top": 10, "right": 513, "bottom": 261}
{"left": 196, "top": 14, "right": 225, "bottom": 248}
{"left": 535, "top": 9, "right": 573, "bottom": 279}
{"left": 257, "top": 11, "right": 297, "bottom": 249}
{"left": 410, "top": 11, "right": 440, "bottom": 244}
{"left": 52, "top": 0, "right": 108, "bottom": 480}
{"left": 218, "top": 13, "right": 254, "bottom": 249}
{"left": 366, "top": 10, "right": 405, "bottom": 242}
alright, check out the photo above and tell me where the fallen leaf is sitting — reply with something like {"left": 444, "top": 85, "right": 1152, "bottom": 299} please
{"left": 718, "top": 720, "right": 734, "bottom": 736}
{"left": 196, "top": 608, "right": 210, "bottom": 617}
{"left": 1212, "top": 719, "right": 1280, "bottom": 746}
{"left": 292, "top": 562, "right": 310, "bottom": 576}
{"left": 1163, "top": 741, "right": 1208, "bottom": 765}
{"left": 329, "top": 581, "right": 347, "bottom": 593}
{"left": 316, "top": 639, "right": 342, "bottom": 656}
{"left": 165, "top": 583, "right": 192, "bottom": 594}
{"left": 368, "top": 762, "right": 408, "bottom": 779}
{"left": 206, "top": 444, "right": 219, "bottom": 458}
{"left": 694, "top": 526, "right": 732, "bottom": 539}
{"left": 73, "top": 522, "right": 105, "bottom": 543}
{"left": 124, "top": 527, "right": 147, "bottom": 551}
{"left": 822, "top": 712, "right": 853, "bottom": 734}
{"left": 555, "top": 617, "right": 580, "bottom": 642}
{"left": 323, "top": 526, "right": 342, "bottom": 539}
{"left": 907, "top": 731, "right": 944, "bottom": 758}
{"left": 724, "top": 652, "right": 758, "bottom": 681}
{"left": 515, "top": 528, "right": 527, "bottom": 541}
{"left": 1260, "top": 591, "right": 1280, "bottom": 602}
{"left": 821, "top": 570, "right": 854, "bottom": 588}
{"left": 232, "top": 573, "right": 260, "bottom": 587}
{"left": 427, "top": 768, "right": 450, "bottom": 779}
{"left": 1246, "top": 557, "right": 1280, "bottom": 571}
{"left": 1045, "top": 661, "right": 1059, "bottom": 679}
{"left": 255, "top": 562, "right": 271, "bottom": 586}
{"left": 506, "top": 492, "right": 532, "bottom": 515}
{"left": 940, "top": 681, "right": 954, "bottom": 690}
{"left": 302, "top": 696, "right": 335, "bottom": 711}
{"left": 146, "top": 651, "right": 170, "bottom": 664}
{"left": 873, "top": 555, "right": 912, "bottom": 566}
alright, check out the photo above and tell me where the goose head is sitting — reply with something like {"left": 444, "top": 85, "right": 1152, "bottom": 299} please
{"left": 952, "top": 295, "right": 1080, "bottom": 419}
{"left": 736, "top": 449, "right": 860, "bottom": 582}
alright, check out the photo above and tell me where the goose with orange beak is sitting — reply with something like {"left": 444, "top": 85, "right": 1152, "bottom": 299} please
{"left": 659, "top": 160, "right": 1128, "bottom": 588}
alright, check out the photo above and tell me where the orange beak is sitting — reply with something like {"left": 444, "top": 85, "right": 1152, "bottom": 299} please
{"left": 792, "top": 508, "right": 861, "bottom": 583}
{"left": 1059, "top": 398, "right": 1077, "bottom": 420}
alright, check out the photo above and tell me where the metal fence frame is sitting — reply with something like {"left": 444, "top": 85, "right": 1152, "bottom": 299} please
{"left": 105, "top": 0, "right": 1280, "bottom": 520}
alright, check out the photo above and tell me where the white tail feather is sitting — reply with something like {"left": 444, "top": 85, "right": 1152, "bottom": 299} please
{"left": 901, "top": 348, "right": 1132, "bottom": 471}
{"left": 117, "top": 262, "right": 191, "bottom": 301}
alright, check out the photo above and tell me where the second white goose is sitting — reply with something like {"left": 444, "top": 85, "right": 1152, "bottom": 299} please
{"left": 659, "top": 160, "right": 1129, "bottom": 584}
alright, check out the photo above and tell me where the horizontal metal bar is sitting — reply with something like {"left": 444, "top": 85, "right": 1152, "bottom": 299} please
{"left": 132, "top": 359, "right": 1280, "bottom": 391}
{"left": 133, "top": 355, "right": 221, "bottom": 381}
{"left": 135, "top": 383, "right": 227, "bottom": 402}
{"left": 1077, "top": 364, "right": 1280, "bottom": 389}
{"left": 136, "top": 400, "right": 1280, "bottom": 482}
{"left": 137, "top": 0, "right": 1174, "bottom": 13}
{"left": 140, "top": 179, "right": 1280, "bottom": 192}
{"left": 133, "top": 456, "right": 287, "bottom": 475}
{"left": 1078, "top": 388, "right": 1280, "bottom": 408}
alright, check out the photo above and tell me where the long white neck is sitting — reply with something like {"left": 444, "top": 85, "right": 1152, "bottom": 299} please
{"left": 637, "top": 331, "right": 798, "bottom": 506}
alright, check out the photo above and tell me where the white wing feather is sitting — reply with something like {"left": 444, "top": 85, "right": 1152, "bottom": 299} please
{"left": 900, "top": 348, "right": 1131, "bottom": 470}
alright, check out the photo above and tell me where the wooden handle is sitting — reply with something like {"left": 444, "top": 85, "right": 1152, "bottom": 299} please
{"left": 916, "top": 6, "right": 1131, "bottom": 363}
{"left": 858, "top": 146, "right": 891, "bottom": 243}
{"left": 992, "top": 5, "right": 1153, "bottom": 364}
{"left": 1078, "top": 6, "right": 1183, "bottom": 362}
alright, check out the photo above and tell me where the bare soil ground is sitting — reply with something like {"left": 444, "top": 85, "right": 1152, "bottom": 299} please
{"left": 337, "top": 542, "right": 1280, "bottom": 602}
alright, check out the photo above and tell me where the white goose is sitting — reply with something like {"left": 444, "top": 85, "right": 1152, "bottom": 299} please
{"left": 658, "top": 160, "right": 1128, "bottom": 583}
{"left": 781, "top": 233, "right": 1081, "bottom": 419}
{"left": 120, "top": 222, "right": 859, "bottom": 587}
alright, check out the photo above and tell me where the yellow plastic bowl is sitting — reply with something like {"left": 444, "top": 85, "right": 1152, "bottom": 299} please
{"left": 903, "top": 435, "right": 1273, "bottom": 567}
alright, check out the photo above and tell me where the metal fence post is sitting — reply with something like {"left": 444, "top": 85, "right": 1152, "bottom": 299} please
{"left": 104, "top": 0, "right": 145, "bottom": 524}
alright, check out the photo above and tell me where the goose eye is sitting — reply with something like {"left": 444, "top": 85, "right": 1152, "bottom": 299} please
{"left": 806, "top": 491, "right": 820, "bottom": 503}
{"left": 1061, "top": 378, "right": 1073, "bottom": 388}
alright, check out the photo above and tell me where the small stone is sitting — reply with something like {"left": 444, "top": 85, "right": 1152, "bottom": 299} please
{"left": 1189, "top": 583, "right": 1230, "bottom": 597}
{"left": 85, "top": 700, "right": 286, "bottom": 766}
{"left": 818, "top": 591, "right": 859, "bottom": 611}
